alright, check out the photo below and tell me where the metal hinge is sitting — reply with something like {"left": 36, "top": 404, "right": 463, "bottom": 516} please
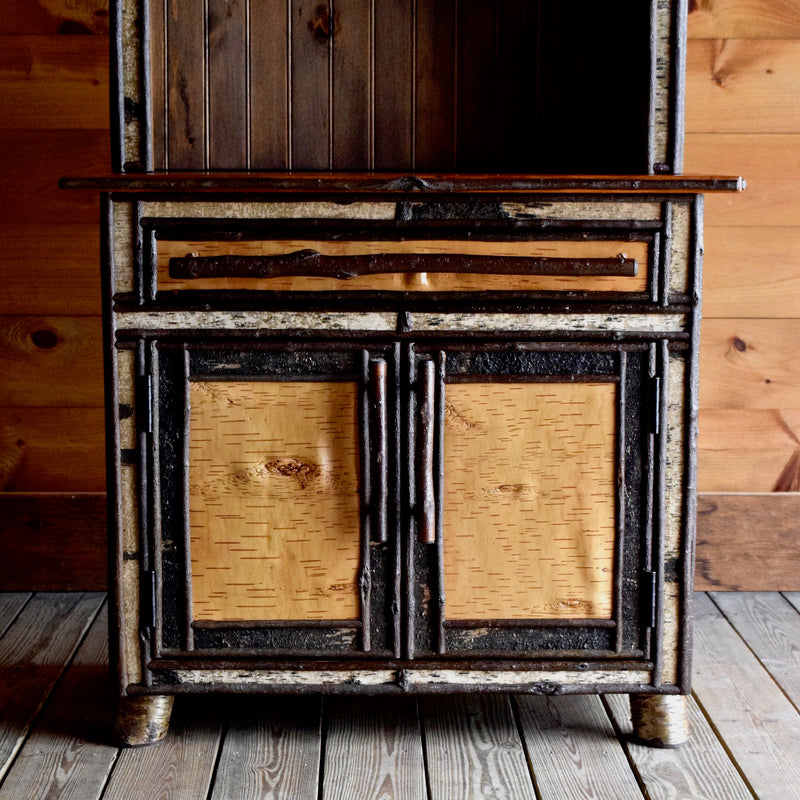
{"left": 648, "top": 375, "right": 661, "bottom": 435}
{"left": 137, "top": 374, "right": 153, "bottom": 434}
{"left": 141, "top": 569, "right": 156, "bottom": 630}
{"left": 640, "top": 570, "right": 657, "bottom": 629}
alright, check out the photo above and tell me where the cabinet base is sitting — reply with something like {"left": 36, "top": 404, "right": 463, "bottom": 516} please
{"left": 114, "top": 695, "right": 174, "bottom": 747}
{"left": 629, "top": 694, "right": 689, "bottom": 747}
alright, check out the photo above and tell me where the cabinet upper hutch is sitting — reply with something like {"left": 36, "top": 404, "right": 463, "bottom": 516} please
{"left": 91, "top": 0, "right": 742, "bottom": 747}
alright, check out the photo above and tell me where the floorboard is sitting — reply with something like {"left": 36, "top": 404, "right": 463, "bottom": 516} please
{"left": 711, "top": 591, "right": 800, "bottom": 710}
{"left": 0, "top": 604, "right": 117, "bottom": 800}
{"left": 323, "top": 696, "right": 427, "bottom": 800}
{"left": 605, "top": 693, "right": 755, "bottom": 800}
{"left": 209, "top": 695, "right": 322, "bottom": 800}
{"left": 0, "top": 592, "right": 104, "bottom": 782}
{"left": 516, "top": 694, "right": 643, "bottom": 800}
{"left": 421, "top": 694, "right": 535, "bottom": 800}
{"left": 0, "top": 592, "right": 798, "bottom": 800}
{"left": 692, "top": 592, "right": 800, "bottom": 800}
{"left": 100, "top": 698, "right": 224, "bottom": 800}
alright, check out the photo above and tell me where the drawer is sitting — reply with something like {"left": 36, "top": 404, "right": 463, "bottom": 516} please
{"left": 155, "top": 235, "right": 649, "bottom": 295}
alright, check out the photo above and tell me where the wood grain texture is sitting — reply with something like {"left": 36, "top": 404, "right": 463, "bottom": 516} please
{"left": 0, "top": 408, "right": 104, "bottom": 492}
{"left": 0, "top": 224, "right": 100, "bottom": 316}
{"left": 698, "top": 409, "right": 800, "bottom": 493}
{"left": 290, "top": 0, "right": 330, "bottom": 169}
{"left": 421, "top": 694, "right": 534, "bottom": 800}
{"left": 605, "top": 692, "right": 755, "bottom": 800}
{"left": 686, "top": 39, "right": 800, "bottom": 134}
{"left": 0, "top": 0, "right": 110, "bottom": 35}
{"left": 696, "top": 494, "right": 800, "bottom": 590}
{"left": 166, "top": 0, "right": 206, "bottom": 169}
{"left": 157, "top": 238, "right": 649, "bottom": 294}
{"left": 0, "top": 593, "right": 30, "bottom": 638}
{"left": 249, "top": 0, "right": 289, "bottom": 169}
{"left": 685, "top": 133, "right": 800, "bottom": 226}
{"left": 0, "top": 592, "right": 103, "bottom": 781}
{"left": 332, "top": 0, "right": 371, "bottom": 169}
{"left": 323, "top": 697, "right": 426, "bottom": 800}
{"left": 0, "top": 35, "right": 108, "bottom": 129}
{"left": 692, "top": 592, "right": 800, "bottom": 799}
{"left": 688, "top": 0, "right": 800, "bottom": 38}
{"left": 0, "top": 604, "right": 115, "bottom": 800}
{"left": 0, "top": 316, "right": 103, "bottom": 407}
{"left": 702, "top": 227, "right": 800, "bottom": 318}
{"left": 0, "top": 129, "right": 107, "bottom": 225}
{"left": 442, "top": 382, "right": 616, "bottom": 620}
{"left": 0, "top": 494, "right": 107, "bottom": 591}
{"left": 699, "top": 319, "right": 800, "bottom": 410}
{"left": 515, "top": 695, "right": 642, "bottom": 800}
{"left": 710, "top": 591, "right": 800, "bottom": 707}
{"left": 189, "top": 380, "right": 361, "bottom": 621}
{"left": 207, "top": 0, "right": 247, "bottom": 168}
{"left": 102, "top": 699, "right": 223, "bottom": 800}
{"left": 210, "top": 696, "right": 321, "bottom": 800}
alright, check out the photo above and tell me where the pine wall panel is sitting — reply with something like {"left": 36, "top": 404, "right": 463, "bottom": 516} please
{"left": 0, "top": 0, "right": 798, "bottom": 589}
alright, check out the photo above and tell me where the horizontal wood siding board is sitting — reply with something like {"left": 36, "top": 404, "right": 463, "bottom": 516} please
{"left": 686, "top": 39, "right": 800, "bottom": 134}
{"left": 0, "top": 35, "right": 109, "bottom": 129}
{"left": 0, "top": 494, "right": 108, "bottom": 591}
{"left": 695, "top": 493, "right": 800, "bottom": 591}
{"left": 0, "top": 224, "right": 101, "bottom": 316}
{"left": 0, "top": 316, "right": 103, "bottom": 407}
{"left": 0, "top": 0, "right": 110, "bottom": 35}
{"left": 688, "top": 0, "right": 800, "bottom": 39}
{"left": 0, "top": 407, "right": 105, "bottom": 492}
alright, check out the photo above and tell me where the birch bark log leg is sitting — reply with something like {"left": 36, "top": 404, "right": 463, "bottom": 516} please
{"left": 114, "top": 695, "right": 175, "bottom": 747}
{"left": 629, "top": 694, "right": 690, "bottom": 747}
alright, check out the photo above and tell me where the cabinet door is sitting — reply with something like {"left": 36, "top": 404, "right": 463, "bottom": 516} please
{"left": 408, "top": 343, "right": 657, "bottom": 661}
{"left": 147, "top": 341, "right": 399, "bottom": 659}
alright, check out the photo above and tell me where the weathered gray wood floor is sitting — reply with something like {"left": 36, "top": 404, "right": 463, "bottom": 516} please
{"left": 1, "top": 592, "right": 799, "bottom": 799}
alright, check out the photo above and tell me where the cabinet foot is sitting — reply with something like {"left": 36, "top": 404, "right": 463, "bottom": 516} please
{"left": 114, "top": 695, "right": 174, "bottom": 747}
{"left": 629, "top": 694, "right": 689, "bottom": 747}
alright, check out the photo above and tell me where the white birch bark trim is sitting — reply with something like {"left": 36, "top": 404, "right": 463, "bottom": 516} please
{"left": 170, "top": 668, "right": 651, "bottom": 688}
{"left": 118, "top": 349, "right": 137, "bottom": 449}
{"left": 654, "top": 0, "right": 674, "bottom": 168}
{"left": 173, "top": 670, "right": 397, "bottom": 686}
{"left": 410, "top": 313, "right": 687, "bottom": 334}
{"left": 113, "top": 203, "right": 136, "bottom": 295}
{"left": 501, "top": 201, "right": 662, "bottom": 221}
{"left": 661, "top": 356, "right": 687, "bottom": 685}
{"left": 669, "top": 202, "right": 691, "bottom": 298}
{"left": 121, "top": 560, "right": 141, "bottom": 687}
{"left": 115, "top": 310, "right": 398, "bottom": 331}
{"left": 121, "top": 1, "right": 142, "bottom": 166}
{"left": 401, "top": 669, "right": 652, "bottom": 687}
{"left": 139, "top": 201, "right": 398, "bottom": 220}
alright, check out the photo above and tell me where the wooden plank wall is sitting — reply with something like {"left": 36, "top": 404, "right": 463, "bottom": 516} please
{"left": 0, "top": 0, "right": 798, "bottom": 590}
{"left": 687, "top": 0, "right": 800, "bottom": 589}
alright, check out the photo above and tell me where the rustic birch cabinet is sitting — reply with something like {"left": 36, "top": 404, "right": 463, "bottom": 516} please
{"left": 82, "top": 0, "right": 741, "bottom": 746}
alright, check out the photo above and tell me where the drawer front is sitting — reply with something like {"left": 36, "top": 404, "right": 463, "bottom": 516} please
{"left": 108, "top": 198, "right": 683, "bottom": 305}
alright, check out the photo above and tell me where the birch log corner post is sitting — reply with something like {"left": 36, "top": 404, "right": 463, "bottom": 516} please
{"left": 58, "top": 0, "right": 742, "bottom": 747}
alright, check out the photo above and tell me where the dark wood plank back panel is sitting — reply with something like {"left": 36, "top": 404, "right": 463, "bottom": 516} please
{"left": 147, "top": 0, "right": 652, "bottom": 172}
{"left": 166, "top": 0, "right": 206, "bottom": 169}
{"left": 250, "top": 0, "right": 289, "bottom": 169}
{"left": 374, "top": 0, "right": 413, "bottom": 170}
{"left": 291, "top": 0, "right": 330, "bottom": 169}
{"left": 208, "top": 0, "right": 248, "bottom": 168}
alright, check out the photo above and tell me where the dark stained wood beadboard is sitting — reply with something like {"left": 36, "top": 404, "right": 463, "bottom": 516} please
{"left": 1, "top": 592, "right": 800, "bottom": 799}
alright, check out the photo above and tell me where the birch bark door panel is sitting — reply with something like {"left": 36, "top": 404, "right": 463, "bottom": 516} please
{"left": 188, "top": 380, "right": 362, "bottom": 622}
{"left": 151, "top": 342, "right": 400, "bottom": 658}
{"left": 441, "top": 381, "right": 617, "bottom": 621}
{"left": 408, "top": 344, "right": 655, "bottom": 660}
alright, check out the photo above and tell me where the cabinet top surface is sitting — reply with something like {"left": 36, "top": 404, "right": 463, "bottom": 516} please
{"left": 61, "top": 173, "right": 744, "bottom": 195}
